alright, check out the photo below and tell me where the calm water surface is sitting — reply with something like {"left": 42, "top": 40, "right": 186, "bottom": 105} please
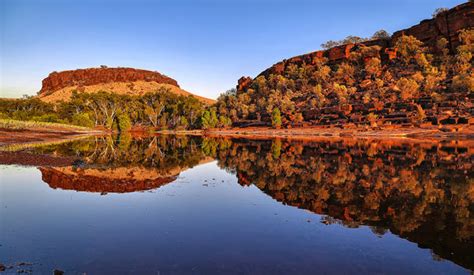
{"left": 0, "top": 135, "right": 472, "bottom": 274}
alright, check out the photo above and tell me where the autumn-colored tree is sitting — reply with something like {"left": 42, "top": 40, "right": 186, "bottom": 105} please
{"left": 395, "top": 35, "right": 425, "bottom": 65}
{"left": 396, "top": 77, "right": 419, "bottom": 100}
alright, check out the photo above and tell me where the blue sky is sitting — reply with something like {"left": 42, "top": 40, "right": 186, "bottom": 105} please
{"left": 0, "top": 0, "right": 466, "bottom": 99}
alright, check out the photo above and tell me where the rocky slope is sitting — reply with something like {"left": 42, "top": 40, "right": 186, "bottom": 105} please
{"left": 243, "top": 2, "right": 473, "bottom": 82}
{"left": 229, "top": 2, "right": 473, "bottom": 129}
{"left": 38, "top": 67, "right": 215, "bottom": 104}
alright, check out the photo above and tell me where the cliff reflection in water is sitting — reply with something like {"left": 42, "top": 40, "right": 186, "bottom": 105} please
{"left": 209, "top": 137, "right": 474, "bottom": 270}
{"left": 23, "top": 134, "right": 473, "bottom": 269}
{"left": 31, "top": 135, "right": 211, "bottom": 193}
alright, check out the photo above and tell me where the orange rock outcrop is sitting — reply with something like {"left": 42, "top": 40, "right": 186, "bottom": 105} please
{"left": 239, "top": 2, "right": 474, "bottom": 90}
{"left": 39, "top": 67, "right": 179, "bottom": 96}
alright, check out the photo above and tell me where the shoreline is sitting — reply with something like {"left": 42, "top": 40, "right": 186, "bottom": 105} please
{"left": 2, "top": 125, "right": 473, "bottom": 148}
{"left": 0, "top": 128, "right": 102, "bottom": 147}
{"left": 164, "top": 125, "right": 474, "bottom": 140}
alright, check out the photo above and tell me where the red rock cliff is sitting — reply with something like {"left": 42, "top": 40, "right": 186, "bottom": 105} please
{"left": 242, "top": 2, "right": 473, "bottom": 88}
{"left": 38, "top": 67, "right": 179, "bottom": 96}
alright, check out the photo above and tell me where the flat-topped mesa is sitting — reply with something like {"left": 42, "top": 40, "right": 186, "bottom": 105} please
{"left": 240, "top": 1, "right": 474, "bottom": 88}
{"left": 37, "top": 66, "right": 216, "bottom": 104}
{"left": 39, "top": 67, "right": 179, "bottom": 96}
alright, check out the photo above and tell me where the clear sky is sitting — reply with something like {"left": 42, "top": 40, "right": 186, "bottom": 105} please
{"left": 0, "top": 0, "right": 467, "bottom": 99}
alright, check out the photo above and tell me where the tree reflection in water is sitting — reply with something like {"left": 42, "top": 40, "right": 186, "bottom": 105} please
{"left": 14, "top": 134, "right": 473, "bottom": 270}
{"left": 208, "top": 137, "right": 474, "bottom": 270}
{"left": 29, "top": 134, "right": 212, "bottom": 193}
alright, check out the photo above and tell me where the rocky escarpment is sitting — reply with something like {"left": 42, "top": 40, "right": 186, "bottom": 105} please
{"left": 230, "top": 2, "right": 473, "bottom": 130}
{"left": 37, "top": 67, "right": 215, "bottom": 104}
{"left": 243, "top": 2, "right": 473, "bottom": 81}
{"left": 39, "top": 67, "right": 179, "bottom": 96}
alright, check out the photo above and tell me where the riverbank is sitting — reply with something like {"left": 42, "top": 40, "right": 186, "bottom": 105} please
{"left": 3, "top": 121, "right": 473, "bottom": 148}
{"left": 204, "top": 125, "right": 474, "bottom": 140}
{"left": 0, "top": 119, "right": 101, "bottom": 146}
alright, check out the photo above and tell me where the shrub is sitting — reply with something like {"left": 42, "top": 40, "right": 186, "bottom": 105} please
{"left": 372, "top": 29, "right": 391, "bottom": 40}
{"left": 395, "top": 35, "right": 424, "bottom": 64}
{"left": 31, "top": 114, "right": 61, "bottom": 123}
{"left": 178, "top": 116, "right": 189, "bottom": 130}
{"left": 271, "top": 107, "right": 282, "bottom": 128}
{"left": 414, "top": 104, "right": 426, "bottom": 123}
{"left": 116, "top": 113, "right": 131, "bottom": 132}
{"left": 367, "top": 113, "right": 378, "bottom": 127}
{"left": 452, "top": 74, "right": 474, "bottom": 92}
{"left": 71, "top": 113, "right": 94, "bottom": 128}
{"left": 396, "top": 77, "right": 419, "bottom": 100}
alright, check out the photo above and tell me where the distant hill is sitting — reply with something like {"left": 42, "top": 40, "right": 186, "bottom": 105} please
{"left": 37, "top": 67, "right": 215, "bottom": 105}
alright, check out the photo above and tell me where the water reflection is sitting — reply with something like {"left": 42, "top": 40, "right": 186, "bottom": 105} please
{"left": 1, "top": 135, "right": 472, "bottom": 271}
{"left": 210, "top": 137, "right": 474, "bottom": 270}
{"left": 13, "top": 135, "right": 212, "bottom": 193}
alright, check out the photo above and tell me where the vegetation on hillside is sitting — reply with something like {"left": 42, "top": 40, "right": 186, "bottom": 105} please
{"left": 0, "top": 87, "right": 207, "bottom": 132}
{"left": 214, "top": 29, "right": 473, "bottom": 128}
{"left": 1, "top": 28, "right": 472, "bottom": 132}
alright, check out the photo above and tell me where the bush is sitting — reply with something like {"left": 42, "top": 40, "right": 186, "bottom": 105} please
{"left": 71, "top": 113, "right": 94, "bottom": 128}
{"left": 201, "top": 109, "right": 218, "bottom": 129}
{"left": 116, "top": 113, "right": 132, "bottom": 132}
{"left": 396, "top": 77, "right": 419, "bottom": 100}
{"left": 395, "top": 35, "right": 424, "bottom": 64}
{"left": 31, "top": 114, "right": 61, "bottom": 123}
{"left": 372, "top": 29, "right": 391, "bottom": 40}
{"left": 272, "top": 108, "right": 282, "bottom": 128}
{"left": 452, "top": 74, "right": 474, "bottom": 92}
{"left": 177, "top": 116, "right": 189, "bottom": 130}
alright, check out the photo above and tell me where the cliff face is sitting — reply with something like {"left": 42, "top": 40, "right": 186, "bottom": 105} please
{"left": 244, "top": 2, "right": 473, "bottom": 85}
{"left": 229, "top": 2, "right": 473, "bottom": 129}
{"left": 38, "top": 68, "right": 179, "bottom": 95}
{"left": 39, "top": 67, "right": 179, "bottom": 96}
{"left": 392, "top": 2, "right": 474, "bottom": 52}
{"left": 37, "top": 66, "right": 215, "bottom": 104}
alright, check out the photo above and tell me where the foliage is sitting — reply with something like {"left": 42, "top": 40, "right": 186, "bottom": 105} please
{"left": 271, "top": 107, "right": 282, "bottom": 128}
{"left": 371, "top": 29, "right": 391, "bottom": 40}
{"left": 116, "top": 112, "right": 132, "bottom": 132}
{"left": 0, "top": 87, "right": 207, "bottom": 132}
{"left": 71, "top": 113, "right": 95, "bottom": 128}
{"left": 0, "top": 118, "right": 91, "bottom": 132}
{"left": 213, "top": 27, "right": 473, "bottom": 128}
{"left": 396, "top": 77, "right": 419, "bottom": 100}
{"left": 394, "top": 35, "right": 425, "bottom": 65}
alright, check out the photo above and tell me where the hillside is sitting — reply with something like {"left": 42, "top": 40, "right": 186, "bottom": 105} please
{"left": 37, "top": 67, "right": 215, "bottom": 105}
{"left": 216, "top": 2, "right": 473, "bottom": 130}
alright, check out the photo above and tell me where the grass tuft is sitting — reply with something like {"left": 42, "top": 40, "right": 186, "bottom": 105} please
{"left": 0, "top": 119, "right": 93, "bottom": 132}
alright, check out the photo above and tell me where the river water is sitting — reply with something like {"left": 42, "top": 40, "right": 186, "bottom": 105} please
{"left": 0, "top": 135, "right": 472, "bottom": 274}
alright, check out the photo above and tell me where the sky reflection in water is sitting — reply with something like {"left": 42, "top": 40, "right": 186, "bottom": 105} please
{"left": 0, "top": 135, "right": 472, "bottom": 274}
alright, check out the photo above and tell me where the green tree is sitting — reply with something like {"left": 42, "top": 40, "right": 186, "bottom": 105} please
{"left": 116, "top": 112, "right": 131, "bottom": 132}
{"left": 71, "top": 113, "right": 94, "bottom": 128}
{"left": 201, "top": 109, "right": 218, "bottom": 129}
{"left": 272, "top": 107, "right": 282, "bottom": 128}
